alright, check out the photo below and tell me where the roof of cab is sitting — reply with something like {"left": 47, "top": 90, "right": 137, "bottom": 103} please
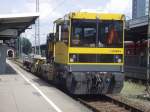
{"left": 54, "top": 11, "right": 125, "bottom": 24}
{"left": 69, "top": 12, "right": 125, "bottom": 20}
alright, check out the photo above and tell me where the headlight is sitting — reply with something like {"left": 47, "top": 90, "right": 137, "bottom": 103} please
{"left": 114, "top": 55, "right": 122, "bottom": 63}
{"left": 117, "top": 58, "right": 122, "bottom": 63}
{"left": 72, "top": 54, "right": 77, "bottom": 59}
{"left": 70, "top": 54, "right": 77, "bottom": 62}
{"left": 70, "top": 58, "right": 74, "bottom": 62}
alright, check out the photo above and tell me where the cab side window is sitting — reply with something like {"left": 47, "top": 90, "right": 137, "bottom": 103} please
{"left": 61, "top": 21, "right": 69, "bottom": 45}
{"left": 55, "top": 25, "right": 61, "bottom": 41}
{"left": 55, "top": 21, "right": 69, "bottom": 45}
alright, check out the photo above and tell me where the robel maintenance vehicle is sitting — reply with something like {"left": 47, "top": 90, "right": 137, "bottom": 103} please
{"left": 31, "top": 12, "right": 125, "bottom": 95}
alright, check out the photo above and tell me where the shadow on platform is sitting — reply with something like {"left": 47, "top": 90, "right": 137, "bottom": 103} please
{"left": 32, "top": 78, "right": 53, "bottom": 87}
{"left": 4, "top": 63, "right": 17, "bottom": 75}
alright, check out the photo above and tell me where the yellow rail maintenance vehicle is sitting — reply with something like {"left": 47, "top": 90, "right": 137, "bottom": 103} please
{"left": 46, "top": 12, "right": 125, "bottom": 95}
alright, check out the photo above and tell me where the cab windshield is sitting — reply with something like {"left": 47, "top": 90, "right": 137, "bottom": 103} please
{"left": 71, "top": 19, "right": 123, "bottom": 48}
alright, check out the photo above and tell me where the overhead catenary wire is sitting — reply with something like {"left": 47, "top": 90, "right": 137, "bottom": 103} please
{"left": 35, "top": 0, "right": 40, "bottom": 55}
{"left": 34, "top": 0, "right": 81, "bottom": 47}
{"left": 34, "top": 0, "right": 66, "bottom": 55}
{"left": 50, "top": 0, "right": 66, "bottom": 13}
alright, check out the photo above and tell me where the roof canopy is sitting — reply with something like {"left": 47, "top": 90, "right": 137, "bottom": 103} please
{"left": 0, "top": 13, "right": 39, "bottom": 40}
{"left": 125, "top": 16, "right": 148, "bottom": 41}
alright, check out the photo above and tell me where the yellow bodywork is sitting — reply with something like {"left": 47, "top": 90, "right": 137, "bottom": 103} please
{"left": 69, "top": 12, "right": 125, "bottom": 20}
{"left": 69, "top": 48, "right": 123, "bottom": 54}
{"left": 53, "top": 12, "right": 125, "bottom": 65}
{"left": 48, "top": 42, "right": 54, "bottom": 52}
{"left": 55, "top": 41, "right": 68, "bottom": 64}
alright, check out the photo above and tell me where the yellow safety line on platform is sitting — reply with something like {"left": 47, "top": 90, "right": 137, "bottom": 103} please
{"left": 7, "top": 60, "right": 63, "bottom": 112}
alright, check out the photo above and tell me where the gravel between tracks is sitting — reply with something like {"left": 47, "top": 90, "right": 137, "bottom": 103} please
{"left": 85, "top": 100, "right": 129, "bottom": 112}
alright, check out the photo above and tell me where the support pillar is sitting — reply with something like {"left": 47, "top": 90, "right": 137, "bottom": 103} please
{"left": 0, "top": 44, "right": 7, "bottom": 74}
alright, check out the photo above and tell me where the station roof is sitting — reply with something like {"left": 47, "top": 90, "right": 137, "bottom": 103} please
{"left": 125, "top": 16, "right": 148, "bottom": 41}
{"left": 0, "top": 13, "right": 39, "bottom": 40}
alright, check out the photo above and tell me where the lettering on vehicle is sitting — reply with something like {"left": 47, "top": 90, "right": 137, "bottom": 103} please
{"left": 110, "top": 50, "right": 122, "bottom": 53}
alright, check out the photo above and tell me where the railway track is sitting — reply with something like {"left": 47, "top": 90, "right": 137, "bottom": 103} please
{"left": 13, "top": 60, "right": 147, "bottom": 112}
{"left": 77, "top": 95, "right": 143, "bottom": 112}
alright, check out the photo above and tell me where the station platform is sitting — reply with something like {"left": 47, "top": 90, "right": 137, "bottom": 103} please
{"left": 0, "top": 60, "right": 92, "bottom": 112}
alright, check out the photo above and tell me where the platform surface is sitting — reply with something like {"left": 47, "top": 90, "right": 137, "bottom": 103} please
{"left": 0, "top": 60, "right": 92, "bottom": 112}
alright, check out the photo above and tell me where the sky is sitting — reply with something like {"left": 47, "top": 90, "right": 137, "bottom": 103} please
{"left": 0, "top": 0, "right": 132, "bottom": 45}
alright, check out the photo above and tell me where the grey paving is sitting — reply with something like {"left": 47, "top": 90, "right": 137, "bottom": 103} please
{"left": 0, "top": 60, "right": 92, "bottom": 112}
